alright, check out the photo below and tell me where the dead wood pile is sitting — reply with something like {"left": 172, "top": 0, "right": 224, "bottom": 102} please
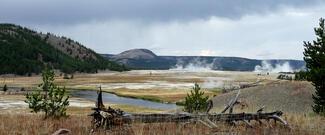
{"left": 90, "top": 87, "right": 290, "bottom": 130}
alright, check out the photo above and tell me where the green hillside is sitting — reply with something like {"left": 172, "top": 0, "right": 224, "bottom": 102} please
{"left": 0, "top": 24, "right": 128, "bottom": 75}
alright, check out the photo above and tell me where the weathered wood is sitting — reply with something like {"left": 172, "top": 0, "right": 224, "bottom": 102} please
{"left": 52, "top": 128, "right": 71, "bottom": 135}
{"left": 271, "top": 114, "right": 289, "bottom": 128}
{"left": 203, "top": 117, "right": 218, "bottom": 128}
{"left": 90, "top": 88, "right": 290, "bottom": 130}
{"left": 96, "top": 85, "right": 105, "bottom": 109}
{"left": 123, "top": 111, "right": 285, "bottom": 124}
{"left": 257, "top": 106, "right": 265, "bottom": 113}
{"left": 221, "top": 90, "right": 240, "bottom": 113}
{"left": 198, "top": 119, "right": 214, "bottom": 128}
{"left": 206, "top": 100, "right": 213, "bottom": 113}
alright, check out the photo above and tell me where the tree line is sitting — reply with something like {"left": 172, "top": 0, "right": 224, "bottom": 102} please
{"left": 0, "top": 24, "right": 128, "bottom": 75}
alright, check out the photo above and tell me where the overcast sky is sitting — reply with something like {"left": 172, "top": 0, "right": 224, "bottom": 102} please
{"left": 1, "top": 0, "right": 324, "bottom": 60}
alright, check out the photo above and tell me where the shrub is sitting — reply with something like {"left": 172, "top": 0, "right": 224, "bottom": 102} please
{"left": 3, "top": 84, "right": 7, "bottom": 92}
{"left": 294, "top": 71, "right": 308, "bottom": 81}
{"left": 184, "top": 83, "right": 209, "bottom": 113}
{"left": 25, "top": 67, "right": 69, "bottom": 118}
{"left": 277, "top": 74, "right": 293, "bottom": 80}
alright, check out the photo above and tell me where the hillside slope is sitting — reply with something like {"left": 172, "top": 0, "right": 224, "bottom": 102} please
{"left": 0, "top": 24, "right": 127, "bottom": 75}
{"left": 104, "top": 49, "right": 305, "bottom": 71}
{"left": 212, "top": 81, "right": 314, "bottom": 114}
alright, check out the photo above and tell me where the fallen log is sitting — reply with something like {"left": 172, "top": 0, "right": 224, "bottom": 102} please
{"left": 90, "top": 88, "right": 290, "bottom": 130}
{"left": 112, "top": 111, "right": 286, "bottom": 125}
{"left": 221, "top": 90, "right": 241, "bottom": 113}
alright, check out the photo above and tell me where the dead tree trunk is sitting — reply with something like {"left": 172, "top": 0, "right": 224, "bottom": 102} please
{"left": 90, "top": 89, "right": 290, "bottom": 130}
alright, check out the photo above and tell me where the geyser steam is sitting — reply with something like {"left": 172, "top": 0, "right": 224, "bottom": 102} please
{"left": 170, "top": 58, "right": 214, "bottom": 72}
{"left": 254, "top": 60, "right": 293, "bottom": 73}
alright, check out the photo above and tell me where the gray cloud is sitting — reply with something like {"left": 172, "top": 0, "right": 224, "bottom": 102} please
{"left": 1, "top": 0, "right": 324, "bottom": 60}
{"left": 34, "top": 4, "right": 324, "bottom": 60}
{"left": 0, "top": 0, "right": 323, "bottom": 24}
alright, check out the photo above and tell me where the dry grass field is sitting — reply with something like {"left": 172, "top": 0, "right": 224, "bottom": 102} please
{"left": 0, "top": 70, "right": 274, "bottom": 103}
{"left": 0, "top": 113, "right": 324, "bottom": 135}
{"left": 212, "top": 81, "right": 314, "bottom": 114}
{"left": 103, "top": 88, "right": 217, "bottom": 103}
{"left": 0, "top": 70, "right": 324, "bottom": 134}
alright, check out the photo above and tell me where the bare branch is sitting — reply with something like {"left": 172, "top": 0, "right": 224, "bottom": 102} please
{"left": 221, "top": 90, "right": 241, "bottom": 113}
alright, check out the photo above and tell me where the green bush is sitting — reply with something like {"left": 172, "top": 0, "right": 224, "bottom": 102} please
{"left": 294, "top": 71, "right": 308, "bottom": 81}
{"left": 277, "top": 74, "right": 293, "bottom": 80}
{"left": 184, "top": 83, "right": 209, "bottom": 113}
{"left": 25, "top": 67, "right": 69, "bottom": 118}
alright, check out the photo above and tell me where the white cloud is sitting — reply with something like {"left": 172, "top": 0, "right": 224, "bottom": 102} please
{"left": 32, "top": 4, "right": 325, "bottom": 60}
{"left": 200, "top": 50, "right": 217, "bottom": 56}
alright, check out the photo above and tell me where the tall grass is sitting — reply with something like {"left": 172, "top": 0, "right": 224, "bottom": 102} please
{"left": 0, "top": 113, "right": 324, "bottom": 135}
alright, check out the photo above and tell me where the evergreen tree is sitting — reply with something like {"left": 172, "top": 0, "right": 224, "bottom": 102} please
{"left": 40, "top": 67, "right": 55, "bottom": 92}
{"left": 0, "top": 24, "right": 128, "bottom": 75}
{"left": 25, "top": 67, "right": 69, "bottom": 118}
{"left": 303, "top": 18, "right": 325, "bottom": 115}
{"left": 3, "top": 84, "right": 7, "bottom": 92}
{"left": 294, "top": 71, "right": 308, "bottom": 81}
{"left": 184, "top": 83, "right": 209, "bottom": 113}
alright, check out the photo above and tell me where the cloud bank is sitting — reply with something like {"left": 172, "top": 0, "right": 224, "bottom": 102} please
{"left": 0, "top": 0, "right": 322, "bottom": 24}
{"left": 1, "top": 0, "right": 324, "bottom": 59}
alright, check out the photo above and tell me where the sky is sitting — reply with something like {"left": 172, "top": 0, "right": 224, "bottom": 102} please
{"left": 1, "top": 0, "right": 324, "bottom": 60}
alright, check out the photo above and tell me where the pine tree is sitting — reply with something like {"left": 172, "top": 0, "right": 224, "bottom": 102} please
{"left": 303, "top": 18, "right": 325, "bottom": 115}
{"left": 184, "top": 83, "right": 209, "bottom": 113}
{"left": 25, "top": 67, "right": 69, "bottom": 118}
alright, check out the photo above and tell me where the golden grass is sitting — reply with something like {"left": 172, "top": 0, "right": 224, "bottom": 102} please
{"left": 0, "top": 94, "right": 26, "bottom": 100}
{"left": 0, "top": 76, "right": 41, "bottom": 88}
{"left": 102, "top": 88, "right": 218, "bottom": 103}
{"left": 67, "top": 105, "right": 163, "bottom": 115}
{"left": 0, "top": 114, "right": 91, "bottom": 135}
{"left": 2, "top": 71, "right": 322, "bottom": 134}
{"left": 0, "top": 113, "right": 324, "bottom": 135}
{"left": 0, "top": 71, "right": 261, "bottom": 104}
{"left": 212, "top": 81, "right": 314, "bottom": 114}
{"left": 0, "top": 70, "right": 263, "bottom": 89}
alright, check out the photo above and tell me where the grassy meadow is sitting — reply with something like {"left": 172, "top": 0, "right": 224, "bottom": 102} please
{"left": 0, "top": 70, "right": 324, "bottom": 134}
{"left": 0, "top": 113, "right": 324, "bottom": 135}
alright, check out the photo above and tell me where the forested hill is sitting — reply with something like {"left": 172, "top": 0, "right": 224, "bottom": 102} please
{"left": 0, "top": 24, "right": 128, "bottom": 75}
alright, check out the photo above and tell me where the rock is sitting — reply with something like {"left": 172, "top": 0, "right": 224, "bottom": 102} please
{"left": 52, "top": 128, "right": 71, "bottom": 135}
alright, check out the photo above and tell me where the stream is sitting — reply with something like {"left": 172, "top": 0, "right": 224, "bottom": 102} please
{"left": 70, "top": 90, "right": 178, "bottom": 110}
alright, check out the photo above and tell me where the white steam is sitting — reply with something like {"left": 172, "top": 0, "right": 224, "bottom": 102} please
{"left": 171, "top": 63, "right": 213, "bottom": 72}
{"left": 202, "top": 78, "right": 224, "bottom": 89}
{"left": 254, "top": 60, "right": 293, "bottom": 73}
{"left": 170, "top": 58, "right": 215, "bottom": 72}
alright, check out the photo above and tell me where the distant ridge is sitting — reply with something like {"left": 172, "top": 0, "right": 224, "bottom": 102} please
{"left": 103, "top": 49, "right": 305, "bottom": 71}
{"left": 112, "top": 49, "right": 157, "bottom": 60}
